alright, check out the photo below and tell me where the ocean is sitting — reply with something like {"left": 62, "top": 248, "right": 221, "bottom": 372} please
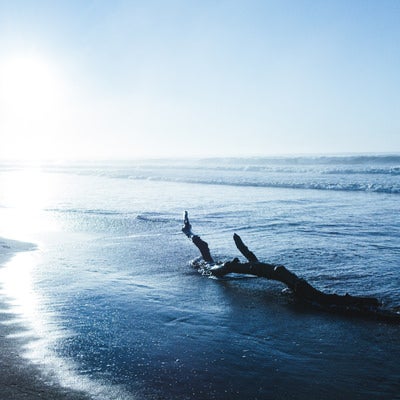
{"left": 0, "top": 155, "right": 399, "bottom": 399}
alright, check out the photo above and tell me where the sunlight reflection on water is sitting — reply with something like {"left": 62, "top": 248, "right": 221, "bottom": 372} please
{"left": 0, "top": 251, "right": 72, "bottom": 373}
{"left": 0, "top": 167, "right": 133, "bottom": 399}
{"left": 0, "top": 250, "right": 132, "bottom": 399}
{"left": 0, "top": 252, "right": 41, "bottom": 329}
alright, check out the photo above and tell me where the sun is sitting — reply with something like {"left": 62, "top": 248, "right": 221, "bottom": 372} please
{"left": 0, "top": 53, "right": 68, "bottom": 161}
{"left": 1, "top": 55, "right": 58, "bottom": 109}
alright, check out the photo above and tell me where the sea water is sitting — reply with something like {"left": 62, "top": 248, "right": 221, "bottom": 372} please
{"left": 0, "top": 155, "right": 399, "bottom": 399}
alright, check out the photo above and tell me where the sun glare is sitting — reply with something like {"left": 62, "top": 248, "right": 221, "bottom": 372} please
{"left": 0, "top": 54, "right": 68, "bottom": 161}
{"left": 0, "top": 55, "right": 59, "bottom": 109}
{"left": 0, "top": 168, "right": 59, "bottom": 240}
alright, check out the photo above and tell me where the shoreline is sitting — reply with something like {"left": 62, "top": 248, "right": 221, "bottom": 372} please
{"left": 0, "top": 237, "right": 91, "bottom": 400}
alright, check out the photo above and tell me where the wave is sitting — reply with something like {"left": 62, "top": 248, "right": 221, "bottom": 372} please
{"left": 45, "top": 168, "right": 397, "bottom": 195}
{"left": 180, "top": 154, "right": 400, "bottom": 166}
{"left": 45, "top": 208, "right": 179, "bottom": 223}
{"left": 119, "top": 175, "right": 400, "bottom": 194}
{"left": 111, "top": 155, "right": 400, "bottom": 176}
{"left": 3, "top": 155, "right": 398, "bottom": 196}
{"left": 46, "top": 208, "right": 128, "bottom": 216}
{"left": 135, "top": 212, "right": 177, "bottom": 223}
{"left": 214, "top": 180, "right": 400, "bottom": 194}
{"left": 45, "top": 154, "right": 400, "bottom": 178}
{"left": 104, "top": 170, "right": 398, "bottom": 194}
{"left": 323, "top": 166, "right": 400, "bottom": 176}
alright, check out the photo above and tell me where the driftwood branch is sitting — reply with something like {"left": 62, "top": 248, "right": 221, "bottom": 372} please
{"left": 182, "top": 211, "right": 214, "bottom": 263}
{"left": 233, "top": 233, "right": 259, "bottom": 262}
{"left": 182, "top": 211, "right": 400, "bottom": 322}
{"left": 210, "top": 259, "right": 379, "bottom": 308}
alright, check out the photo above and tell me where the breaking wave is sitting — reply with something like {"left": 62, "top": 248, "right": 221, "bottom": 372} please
{"left": 2, "top": 154, "right": 399, "bottom": 195}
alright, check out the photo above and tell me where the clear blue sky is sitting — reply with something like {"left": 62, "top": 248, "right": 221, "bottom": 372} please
{"left": 0, "top": 0, "right": 399, "bottom": 160}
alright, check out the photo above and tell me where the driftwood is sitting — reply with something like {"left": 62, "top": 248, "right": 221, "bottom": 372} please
{"left": 182, "top": 211, "right": 400, "bottom": 323}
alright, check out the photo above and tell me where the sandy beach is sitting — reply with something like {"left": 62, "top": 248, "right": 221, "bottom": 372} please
{"left": 0, "top": 238, "right": 91, "bottom": 400}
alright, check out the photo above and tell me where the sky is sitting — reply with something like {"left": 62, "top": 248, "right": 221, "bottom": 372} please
{"left": 0, "top": 0, "right": 399, "bottom": 160}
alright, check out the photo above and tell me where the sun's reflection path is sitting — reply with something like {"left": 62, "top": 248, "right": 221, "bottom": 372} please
{"left": 0, "top": 169, "right": 132, "bottom": 399}
{"left": 0, "top": 251, "right": 73, "bottom": 369}
{"left": 0, "top": 251, "right": 132, "bottom": 399}
{"left": 0, "top": 251, "right": 42, "bottom": 331}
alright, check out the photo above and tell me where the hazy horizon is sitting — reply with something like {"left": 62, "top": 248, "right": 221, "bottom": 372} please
{"left": 1, "top": 151, "right": 399, "bottom": 166}
{"left": 1, "top": 1, "right": 399, "bottom": 161}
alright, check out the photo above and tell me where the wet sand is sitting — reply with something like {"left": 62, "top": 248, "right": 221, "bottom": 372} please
{"left": 0, "top": 238, "right": 91, "bottom": 400}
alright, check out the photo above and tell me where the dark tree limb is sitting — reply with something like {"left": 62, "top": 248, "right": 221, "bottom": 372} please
{"left": 210, "top": 258, "right": 380, "bottom": 308}
{"left": 182, "top": 211, "right": 214, "bottom": 263}
{"left": 233, "top": 233, "right": 258, "bottom": 262}
{"left": 182, "top": 212, "right": 400, "bottom": 322}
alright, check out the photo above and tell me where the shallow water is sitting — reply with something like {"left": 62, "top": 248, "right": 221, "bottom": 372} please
{"left": 0, "top": 157, "right": 399, "bottom": 399}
